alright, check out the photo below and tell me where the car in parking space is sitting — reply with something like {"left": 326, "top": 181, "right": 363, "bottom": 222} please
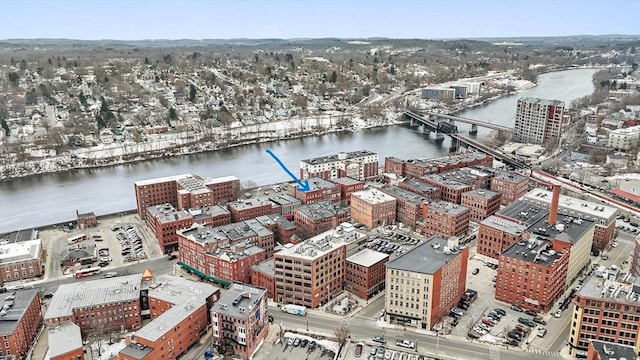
{"left": 554, "top": 309, "right": 562, "bottom": 318}
{"left": 518, "top": 317, "right": 536, "bottom": 327}
{"left": 384, "top": 350, "right": 393, "bottom": 360}
{"left": 472, "top": 326, "right": 487, "bottom": 335}
{"left": 478, "top": 322, "right": 492, "bottom": 332}
{"left": 354, "top": 343, "right": 363, "bottom": 357}
{"left": 508, "top": 331, "right": 522, "bottom": 342}
{"left": 533, "top": 316, "right": 547, "bottom": 325}
{"left": 43, "top": 292, "right": 54, "bottom": 298}
{"left": 449, "top": 311, "right": 461, "bottom": 319}
{"left": 293, "top": 338, "right": 300, "bottom": 347}
{"left": 472, "top": 268, "right": 480, "bottom": 275}
{"left": 482, "top": 317, "right": 496, "bottom": 326}
{"left": 511, "top": 305, "right": 524, "bottom": 312}
{"left": 524, "top": 309, "right": 537, "bottom": 317}
{"left": 375, "top": 347, "right": 384, "bottom": 358}
{"left": 611, "top": 242, "right": 618, "bottom": 248}
{"left": 494, "top": 308, "right": 506, "bottom": 316}
{"left": 372, "top": 336, "right": 386, "bottom": 345}
{"left": 537, "top": 328, "right": 547, "bottom": 338}
{"left": 301, "top": 339, "right": 308, "bottom": 348}
{"left": 515, "top": 324, "right": 530, "bottom": 334}
{"left": 287, "top": 337, "right": 295, "bottom": 346}
{"left": 308, "top": 341, "right": 316, "bottom": 350}
{"left": 457, "top": 301, "right": 469, "bottom": 310}
{"left": 452, "top": 308, "right": 464, "bottom": 316}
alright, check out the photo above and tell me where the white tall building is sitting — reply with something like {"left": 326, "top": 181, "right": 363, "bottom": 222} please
{"left": 608, "top": 125, "right": 640, "bottom": 150}
{"left": 513, "top": 97, "right": 565, "bottom": 144}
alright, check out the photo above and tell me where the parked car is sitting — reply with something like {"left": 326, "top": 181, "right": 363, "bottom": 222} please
{"left": 301, "top": 339, "right": 308, "bottom": 348}
{"left": 43, "top": 292, "right": 54, "bottom": 298}
{"left": 395, "top": 339, "right": 416, "bottom": 349}
{"left": 554, "top": 309, "right": 562, "bottom": 318}
{"left": 508, "top": 331, "right": 522, "bottom": 341}
{"left": 533, "top": 316, "right": 547, "bottom": 325}
{"left": 482, "top": 318, "right": 496, "bottom": 327}
{"left": 372, "top": 336, "right": 386, "bottom": 345}
{"left": 457, "top": 302, "right": 469, "bottom": 310}
{"left": 515, "top": 324, "right": 530, "bottom": 333}
{"left": 494, "top": 308, "right": 506, "bottom": 316}
{"left": 452, "top": 308, "right": 464, "bottom": 316}
{"left": 472, "top": 326, "right": 488, "bottom": 335}
{"left": 524, "top": 309, "right": 537, "bottom": 317}
{"left": 354, "top": 343, "right": 363, "bottom": 357}
{"left": 518, "top": 317, "right": 536, "bottom": 327}
{"left": 293, "top": 338, "right": 300, "bottom": 347}
{"left": 511, "top": 305, "right": 524, "bottom": 312}
{"left": 472, "top": 268, "right": 480, "bottom": 275}
{"left": 287, "top": 337, "right": 295, "bottom": 346}
{"left": 537, "top": 328, "right": 547, "bottom": 338}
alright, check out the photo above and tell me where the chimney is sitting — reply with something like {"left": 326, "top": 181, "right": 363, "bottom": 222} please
{"left": 549, "top": 184, "right": 560, "bottom": 225}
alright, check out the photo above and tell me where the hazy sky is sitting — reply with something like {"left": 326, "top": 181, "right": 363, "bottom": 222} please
{"left": 1, "top": 0, "right": 638, "bottom": 40}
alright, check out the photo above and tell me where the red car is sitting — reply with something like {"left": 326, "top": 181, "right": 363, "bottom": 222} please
{"left": 354, "top": 343, "right": 363, "bottom": 357}
{"left": 482, "top": 317, "right": 496, "bottom": 327}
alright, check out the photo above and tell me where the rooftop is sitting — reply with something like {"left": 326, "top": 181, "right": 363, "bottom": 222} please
{"left": 346, "top": 248, "right": 389, "bottom": 267}
{"left": 301, "top": 150, "right": 378, "bottom": 165}
{"left": 522, "top": 189, "right": 617, "bottom": 223}
{"left": 0, "top": 239, "right": 41, "bottom": 264}
{"left": 0, "top": 289, "right": 39, "bottom": 335}
{"left": 251, "top": 258, "right": 274, "bottom": 277}
{"left": 462, "top": 189, "right": 500, "bottom": 199}
{"left": 0, "top": 228, "right": 38, "bottom": 244}
{"left": 518, "top": 97, "right": 565, "bottom": 107}
{"left": 212, "top": 283, "right": 265, "bottom": 319}
{"left": 380, "top": 185, "right": 429, "bottom": 205}
{"left": 501, "top": 237, "right": 565, "bottom": 266}
{"left": 330, "top": 177, "right": 363, "bottom": 186}
{"left": 296, "top": 201, "right": 347, "bottom": 220}
{"left": 277, "top": 228, "right": 364, "bottom": 260}
{"left": 398, "top": 179, "right": 439, "bottom": 195}
{"left": 496, "top": 200, "right": 549, "bottom": 226}
{"left": 134, "top": 173, "right": 191, "bottom": 187}
{"left": 526, "top": 215, "right": 594, "bottom": 245}
{"left": 48, "top": 323, "right": 82, "bottom": 358}
{"left": 229, "top": 198, "right": 273, "bottom": 211}
{"left": 420, "top": 174, "right": 471, "bottom": 190}
{"left": 386, "top": 236, "right": 462, "bottom": 274}
{"left": 480, "top": 216, "right": 527, "bottom": 236}
{"left": 147, "top": 204, "right": 191, "bottom": 223}
{"left": 45, "top": 274, "right": 142, "bottom": 319}
{"left": 577, "top": 266, "right": 639, "bottom": 304}
{"left": 589, "top": 340, "right": 637, "bottom": 359}
{"left": 305, "top": 177, "right": 337, "bottom": 190}
{"left": 147, "top": 274, "right": 219, "bottom": 306}
{"left": 119, "top": 343, "right": 154, "bottom": 359}
{"left": 428, "top": 201, "right": 469, "bottom": 216}
{"left": 179, "top": 220, "right": 272, "bottom": 245}
{"left": 135, "top": 299, "right": 203, "bottom": 342}
{"left": 351, "top": 189, "right": 396, "bottom": 204}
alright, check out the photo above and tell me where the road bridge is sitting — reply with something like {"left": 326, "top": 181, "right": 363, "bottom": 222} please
{"left": 422, "top": 111, "right": 513, "bottom": 134}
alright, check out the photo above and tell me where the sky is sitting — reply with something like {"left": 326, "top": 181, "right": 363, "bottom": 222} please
{"left": 1, "top": 0, "right": 639, "bottom": 40}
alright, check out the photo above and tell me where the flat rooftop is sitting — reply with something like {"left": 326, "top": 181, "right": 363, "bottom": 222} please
{"left": 380, "top": 185, "right": 429, "bottom": 205}
{"left": 180, "top": 221, "right": 272, "bottom": 245}
{"left": 496, "top": 200, "right": 549, "bottom": 226}
{"left": 252, "top": 258, "right": 274, "bottom": 277}
{"left": 296, "top": 201, "right": 348, "bottom": 220}
{"left": 352, "top": 189, "right": 396, "bottom": 204}
{"left": 147, "top": 204, "right": 191, "bottom": 223}
{"left": 306, "top": 177, "right": 337, "bottom": 190}
{"left": 119, "top": 343, "right": 154, "bottom": 359}
{"left": 48, "top": 323, "right": 82, "bottom": 358}
{"left": 347, "top": 248, "right": 389, "bottom": 267}
{"left": 518, "top": 97, "right": 565, "bottom": 107}
{"left": 522, "top": 189, "right": 617, "bottom": 223}
{"left": 428, "top": 201, "right": 469, "bottom": 215}
{"left": 277, "top": 228, "right": 362, "bottom": 260}
{"left": 420, "top": 174, "right": 470, "bottom": 190}
{"left": 45, "top": 274, "right": 142, "bottom": 319}
{"left": 147, "top": 274, "right": 218, "bottom": 306}
{"left": 331, "top": 177, "right": 363, "bottom": 186}
{"left": 481, "top": 216, "right": 527, "bottom": 236}
{"left": 589, "top": 340, "right": 637, "bottom": 360}
{"left": 462, "top": 189, "right": 500, "bottom": 199}
{"left": 0, "top": 239, "right": 41, "bottom": 264}
{"left": 301, "top": 150, "right": 378, "bottom": 165}
{"left": 386, "top": 236, "right": 462, "bottom": 274}
{"left": 0, "top": 289, "right": 39, "bottom": 335}
{"left": 212, "top": 283, "right": 265, "bottom": 319}
{"left": 398, "top": 179, "right": 439, "bottom": 195}
{"left": 526, "top": 215, "right": 594, "bottom": 245}
{"left": 135, "top": 299, "right": 203, "bottom": 342}
{"left": 577, "top": 267, "right": 639, "bottom": 305}
{"left": 229, "top": 198, "right": 273, "bottom": 211}
{"left": 134, "top": 173, "right": 191, "bottom": 187}
{"left": 502, "top": 237, "right": 564, "bottom": 267}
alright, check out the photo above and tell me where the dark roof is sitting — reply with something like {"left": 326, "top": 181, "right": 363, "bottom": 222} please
{"left": 525, "top": 215, "right": 594, "bottom": 245}
{"left": 386, "top": 236, "right": 460, "bottom": 274}
{"left": 501, "top": 237, "right": 563, "bottom": 266}
{"left": 496, "top": 200, "right": 548, "bottom": 226}
{"left": 589, "top": 340, "right": 637, "bottom": 360}
{"left": 0, "top": 289, "right": 39, "bottom": 335}
{"left": 119, "top": 343, "right": 154, "bottom": 359}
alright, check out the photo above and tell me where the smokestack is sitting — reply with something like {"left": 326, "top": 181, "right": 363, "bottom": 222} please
{"left": 549, "top": 184, "right": 560, "bottom": 225}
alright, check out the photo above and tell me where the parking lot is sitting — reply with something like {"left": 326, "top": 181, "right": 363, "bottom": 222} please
{"left": 253, "top": 330, "right": 336, "bottom": 360}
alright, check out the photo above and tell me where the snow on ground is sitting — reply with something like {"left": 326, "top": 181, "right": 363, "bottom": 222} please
{"left": 91, "top": 339, "right": 127, "bottom": 360}
{"left": 478, "top": 334, "right": 505, "bottom": 344}
{"left": 610, "top": 173, "right": 640, "bottom": 181}
{"left": 284, "top": 331, "right": 339, "bottom": 355}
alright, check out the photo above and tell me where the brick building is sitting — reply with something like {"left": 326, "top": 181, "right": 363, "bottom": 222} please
{"left": 379, "top": 186, "right": 430, "bottom": 231}
{"left": 477, "top": 216, "right": 527, "bottom": 259}
{"left": 385, "top": 237, "right": 468, "bottom": 330}
{"left": 251, "top": 259, "right": 275, "bottom": 299}
{"left": 255, "top": 215, "right": 297, "bottom": 245}
{"left": 350, "top": 189, "right": 397, "bottom": 229}
{"left": 0, "top": 289, "right": 42, "bottom": 360}
{"left": 420, "top": 201, "right": 470, "bottom": 238}
{"left": 489, "top": 171, "right": 529, "bottom": 206}
{"left": 211, "top": 283, "right": 269, "bottom": 360}
{"left": 264, "top": 193, "right": 301, "bottom": 218}
{"left": 384, "top": 151, "right": 493, "bottom": 178}
{"left": 585, "top": 340, "right": 638, "bottom": 360}
{"left": 0, "top": 234, "right": 43, "bottom": 283}
{"left": 570, "top": 271, "right": 640, "bottom": 357}
{"left": 146, "top": 204, "right": 195, "bottom": 254}
{"left": 76, "top": 210, "right": 98, "bottom": 229}
{"left": 345, "top": 249, "right": 388, "bottom": 300}
{"left": 294, "top": 201, "right": 349, "bottom": 240}
{"left": 330, "top": 177, "right": 365, "bottom": 203}
{"left": 45, "top": 274, "right": 143, "bottom": 336}
{"left": 119, "top": 275, "right": 219, "bottom": 360}
{"left": 300, "top": 150, "right": 379, "bottom": 181}
{"left": 418, "top": 174, "right": 473, "bottom": 204}
{"left": 48, "top": 322, "right": 83, "bottom": 360}
{"left": 522, "top": 189, "right": 616, "bottom": 250}
{"left": 461, "top": 189, "right": 501, "bottom": 223}
{"left": 206, "top": 241, "right": 267, "bottom": 284}
{"left": 228, "top": 198, "right": 279, "bottom": 223}
{"left": 134, "top": 174, "right": 239, "bottom": 220}
{"left": 287, "top": 177, "right": 341, "bottom": 204}
{"left": 397, "top": 179, "right": 440, "bottom": 199}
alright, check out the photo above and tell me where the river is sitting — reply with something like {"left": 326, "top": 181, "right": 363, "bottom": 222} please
{"left": 0, "top": 68, "right": 597, "bottom": 233}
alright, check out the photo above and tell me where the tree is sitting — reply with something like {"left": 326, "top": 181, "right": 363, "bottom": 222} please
{"left": 1, "top": 118, "right": 9, "bottom": 137}
{"left": 333, "top": 323, "right": 350, "bottom": 352}
{"left": 7, "top": 72, "right": 19, "bottom": 87}
{"left": 168, "top": 108, "right": 178, "bottom": 122}
{"left": 328, "top": 70, "right": 338, "bottom": 83}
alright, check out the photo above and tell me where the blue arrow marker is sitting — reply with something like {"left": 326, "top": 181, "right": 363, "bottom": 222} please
{"left": 265, "top": 149, "right": 311, "bottom": 192}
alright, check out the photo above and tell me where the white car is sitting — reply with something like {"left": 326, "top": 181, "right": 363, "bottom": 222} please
{"left": 611, "top": 242, "right": 618, "bottom": 248}
{"left": 554, "top": 309, "right": 562, "bottom": 318}
{"left": 473, "top": 326, "right": 488, "bottom": 335}
{"left": 395, "top": 339, "right": 415, "bottom": 349}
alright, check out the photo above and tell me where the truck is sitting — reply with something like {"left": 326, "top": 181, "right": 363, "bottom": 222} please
{"left": 281, "top": 304, "right": 306, "bottom": 316}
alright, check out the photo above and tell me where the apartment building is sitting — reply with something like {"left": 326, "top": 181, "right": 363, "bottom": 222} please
{"left": 345, "top": 249, "right": 388, "bottom": 300}
{"left": 607, "top": 125, "right": 640, "bottom": 150}
{"left": 274, "top": 230, "right": 358, "bottom": 308}
{"left": 350, "top": 189, "right": 397, "bottom": 229}
{"left": 207, "top": 242, "right": 267, "bottom": 284}
{"left": 251, "top": 259, "right": 275, "bottom": 299}
{"left": 287, "top": 177, "right": 341, "bottom": 204}
{"left": 379, "top": 186, "right": 430, "bottom": 231}
{"left": 0, "top": 289, "right": 42, "bottom": 360}
{"left": 461, "top": 189, "right": 501, "bottom": 223}
{"left": 134, "top": 174, "right": 239, "bottom": 220}
{"left": 119, "top": 275, "right": 219, "bottom": 360}
{"left": 45, "top": 274, "right": 143, "bottom": 337}
{"left": 300, "top": 150, "right": 379, "bottom": 181}
{"left": 522, "top": 189, "right": 616, "bottom": 250}
{"left": 384, "top": 152, "right": 493, "bottom": 178}
{"left": 0, "top": 236, "right": 43, "bottom": 283}
{"left": 418, "top": 174, "right": 472, "bottom": 204}
{"left": 477, "top": 216, "right": 527, "bottom": 259}
{"left": 513, "top": 97, "right": 565, "bottom": 144}
{"left": 211, "top": 283, "right": 269, "bottom": 360}
{"left": 254, "top": 214, "right": 297, "bottom": 245}
{"left": 489, "top": 171, "right": 529, "bottom": 206}
{"left": 228, "top": 198, "right": 278, "bottom": 222}
{"left": 420, "top": 201, "right": 470, "bottom": 238}
{"left": 397, "top": 179, "right": 441, "bottom": 199}
{"left": 570, "top": 270, "right": 640, "bottom": 356}
{"left": 385, "top": 237, "right": 468, "bottom": 330}
{"left": 330, "top": 177, "right": 365, "bottom": 203}
{"left": 264, "top": 193, "right": 301, "bottom": 218}
{"left": 294, "top": 201, "right": 349, "bottom": 240}
{"left": 48, "top": 323, "right": 83, "bottom": 360}
{"left": 146, "top": 204, "right": 194, "bottom": 254}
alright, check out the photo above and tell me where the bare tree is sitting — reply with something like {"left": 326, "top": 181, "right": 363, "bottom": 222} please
{"left": 333, "top": 322, "right": 350, "bottom": 351}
